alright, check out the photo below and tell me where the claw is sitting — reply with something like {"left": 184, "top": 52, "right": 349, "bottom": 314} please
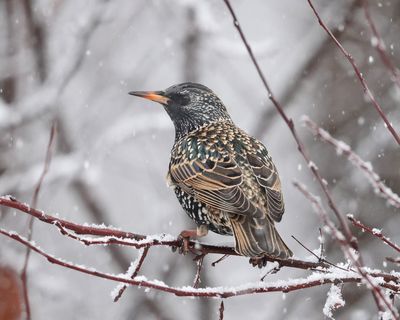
{"left": 177, "top": 234, "right": 191, "bottom": 255}
{"left": 174, "top": 226, "right": 209, "bottom": 256}
{"left": 249, "top": 256, "right": 268, "bottom": 268}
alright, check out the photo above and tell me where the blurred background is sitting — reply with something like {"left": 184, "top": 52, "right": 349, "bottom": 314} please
{"left": 0, "top": 0, "right": 399, "bottom": 319}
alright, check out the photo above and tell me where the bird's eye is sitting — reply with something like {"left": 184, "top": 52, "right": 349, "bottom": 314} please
{"left": 171, "top": 93, "right": 190, "bottom": 106}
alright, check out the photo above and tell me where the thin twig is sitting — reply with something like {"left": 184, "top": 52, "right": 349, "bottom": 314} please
{"left": 21, "top": 122, "right": 57, "bottom": 320}
{"left": 222, "top": 0, "right": 354, "bottom": 250}
{"left": 306, "top": 0, "right": 400, "bottom": 145}
{"left": 1, "top": 196, "right": 399, "bottom": 284}
{"left": 348, "top": 215, "right": 400, "bottom": 253}
{"left": 302, "top": 116, "right": 400, "bottom": 208}
{"left": 386, "top": 257, "right": 400, "bottom": 265}
{"left": 113, "top": 246, "right": 150, "bottom": 302}
{"left": 319, "top": 228, "right": 324, "bottom": 260}
{"left": 291, "top": 235, "right": 349, "bottom": 272}
{"left": 219, "top": 300, "right": 224, "bottom": 320}
{"left": 220, "top": 4, "right": 395, "bottom": 310}
{"left": 0, "top": 196, "right": 337, "bottom": 272}
{"left": 2, "top": 227, "right": 399, "bottom": 297}
{"left": 2, "top": 227, "right": 400, "bottom": 297}
{"left": 361, "top": 0, "right": 400, "bottom": 90}
{"left": 211, "top": 254, "right": 230, "bottom": 267}
{"left": 293, "top": 181, "right": 399, "bottom": 318}
{"left": 193, "top": 255, "right": 205, "bottom": 288}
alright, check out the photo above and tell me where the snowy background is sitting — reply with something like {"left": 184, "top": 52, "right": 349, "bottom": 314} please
{"left": 0, "top": 0, "right": 399, "bottom": 319}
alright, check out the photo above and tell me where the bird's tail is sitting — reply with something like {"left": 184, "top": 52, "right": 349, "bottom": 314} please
{"left": 230, "top": 214, "right": 292, "bottom": 259}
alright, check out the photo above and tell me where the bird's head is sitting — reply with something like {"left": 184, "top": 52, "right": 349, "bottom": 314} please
{"left": 129, "top": 82, "right": 231, "bottom": 140}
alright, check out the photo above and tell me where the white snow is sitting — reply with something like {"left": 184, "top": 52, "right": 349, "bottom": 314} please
{"left": 110, "top": 247, "right": 147, "bottom": 300}
{"left": 323, "top": 285, "right": 345, "bottom": 319}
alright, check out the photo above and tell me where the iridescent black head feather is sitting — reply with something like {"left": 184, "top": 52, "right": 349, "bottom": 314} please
{"left": 129, "top": 82, "right": 232, "bottom": 140}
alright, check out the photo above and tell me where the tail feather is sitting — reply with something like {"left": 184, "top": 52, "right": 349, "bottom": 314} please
{"left": 230, "top": 215, "right": 292, "bottom": 259}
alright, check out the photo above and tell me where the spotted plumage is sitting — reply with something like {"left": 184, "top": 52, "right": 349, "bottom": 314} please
{"left": 130, "top": 83, "right": 292, "bottom": 259}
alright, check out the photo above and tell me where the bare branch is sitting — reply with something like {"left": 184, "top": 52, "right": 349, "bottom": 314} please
{"left": 21, "top": 122, "right": 57, "bottom": 320}
{"left": 219, "top": 300, "right": 225, "bottom": 320}
{"left": 302, "top": 116, "right": 400, "bottom": 208}
{"left": 348, "top": 215, "right": 400, "bottom": 254}
{"left": 293, "top": 181, "right": 399, "bottom": 318}
{"left": 0, "top": 196, "right": 337, "bottom": 271}
{"left": 306, "top": 0, "right": 400, "bottom": 145}
{"left": 112, "top": 246, "right": 150, "bottom": 302}
{"left": 222, "top": 0, "right": 355, "bottom": 250}
{"left": 361, "top": 0, "right": 400, "bottom": 90}
{"left": 1, "top": 227, "right": 399, "bottom": 298}
{"left": 193, "top": 254, "right": 205, "bottom": 288}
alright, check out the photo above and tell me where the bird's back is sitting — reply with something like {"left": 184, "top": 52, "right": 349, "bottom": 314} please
{"left": 169, "top": 120, "right": 291, "bottom": 258}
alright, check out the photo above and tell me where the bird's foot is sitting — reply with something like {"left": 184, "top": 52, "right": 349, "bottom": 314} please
{"left": 249, "top": 255, "right": 268, "bottom": 269}
{"left": 177, "top": 229, "right": 197, "bottom": 255}
{"left": 172, "top": 225, "right": 209, "bottom": 255}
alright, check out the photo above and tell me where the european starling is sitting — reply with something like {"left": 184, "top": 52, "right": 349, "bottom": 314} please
{"left": 129, "top": 83, "right": 292, "bottom": 259}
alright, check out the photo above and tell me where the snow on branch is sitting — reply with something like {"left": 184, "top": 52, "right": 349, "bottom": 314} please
{"left": 0, "top": 196, "right": 350, "bottom": 271}
{"left": 302, "top": 116, "right": 400, "bottom": 209}
{"left": 111, "top": 246, "right": 150, "bottom": 302}
{"left": 347, "top": 215, "right": 400, "bottom": 254}
{"left": 306, "top": 0, "right": 400, "bottom": 146}
{"left": 1, "top": 195, "right": 399, "bottom": 304}
{"left": 0, "top": 227, "right": 399, "bottom": 299}
{"left": 323, "top": 284, "right": 345, "bottom": 319}
{"left": 293, "top": 181, "right": 399, "bottom": 318}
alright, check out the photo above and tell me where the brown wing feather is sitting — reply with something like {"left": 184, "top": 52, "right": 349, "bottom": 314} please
{"left": 169, "top": 125, "right": 291, "bottom": 258}
{"left": 246, "top": 152, "right": 285, "bottom": 222}
{"left": 170, "top": 157, "right": 262, "bottom": 217}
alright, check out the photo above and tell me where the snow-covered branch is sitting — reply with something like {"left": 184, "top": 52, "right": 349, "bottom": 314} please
{"left": 293, "top": 181, "right": 399, "bottom": 318}
{"left": 348, "top": 215, "right": 400, "bottom": 254}
{"left": 0, "top": 195, "right": 399, "bottom": 309}
{"left": 0, "top": 227, "right": 399, "bottom": 300}
{"left": 0, "top": 195, "right": 345, "bottom": 271}
{"left": 302, "top": 116, "right": 400, "bottom": 209}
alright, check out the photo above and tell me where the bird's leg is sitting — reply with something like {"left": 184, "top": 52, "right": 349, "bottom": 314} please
{"left": 176, "top": 225, "right": 208, "bottom": 255}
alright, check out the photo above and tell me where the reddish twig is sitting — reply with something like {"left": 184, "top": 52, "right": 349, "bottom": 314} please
{"left": 0, "top": 196, "right": 342, "bottom": 272}
{"left": 291, "top": 235, "right": 349, "bottom": 272}
{"left": 219, "top": 300, "right": 224, "bottom": 320}
{"left": 306, "top": 0, "right": 400, "bottom": 145}
{"left": 1, "top": 227, "right": 399, "bottom": 298}
{"left": 211, "top": 254, "right": 230, "bottom": 267}
{"left": 113, "top": 246, "right": 150, "bottom": 302}
{"left": 303, "top": 116, "right": 400, "bottom": 209}
{"left": 193, "top": 254, "right": 205, "bottom": 288}
{"left": 222, "top": 0, "right": 354, "bottom": 250}
{"left": 221, "top": 2, "right": 397, "bottom": 312}
{"left": 293, "top": 181, "right": 399, "bottom": 318}
{"left": 305, "top": 118, "right": 400, "bottom": 207}
{"left": 21, "top": 121, "right": 57, "bottom": 320}
{"left": 386, "top": 257, "right": 400, "bottom": 265}
{"left": 361, "top": 0, "right": 400, "bottom": 90}
{"left": 1, "top": 196, "right": 399, "bottom": 284}
{"left": 348, "top": 215, "right": 400, "bottom": 254}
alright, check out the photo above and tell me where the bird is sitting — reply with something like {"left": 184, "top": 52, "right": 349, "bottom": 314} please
{"left": 129, "top": 82, "right": 292, "bottom": 262}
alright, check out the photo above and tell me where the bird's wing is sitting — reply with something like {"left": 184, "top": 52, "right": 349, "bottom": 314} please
{"left": 246, "top": 150, "right": 285, "bottom": 222}
{"left": 170, "top": 157, "right": 262, "bottom": 218}
{"left": 170, "top": 155, "right": 291, "bottom": 258}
